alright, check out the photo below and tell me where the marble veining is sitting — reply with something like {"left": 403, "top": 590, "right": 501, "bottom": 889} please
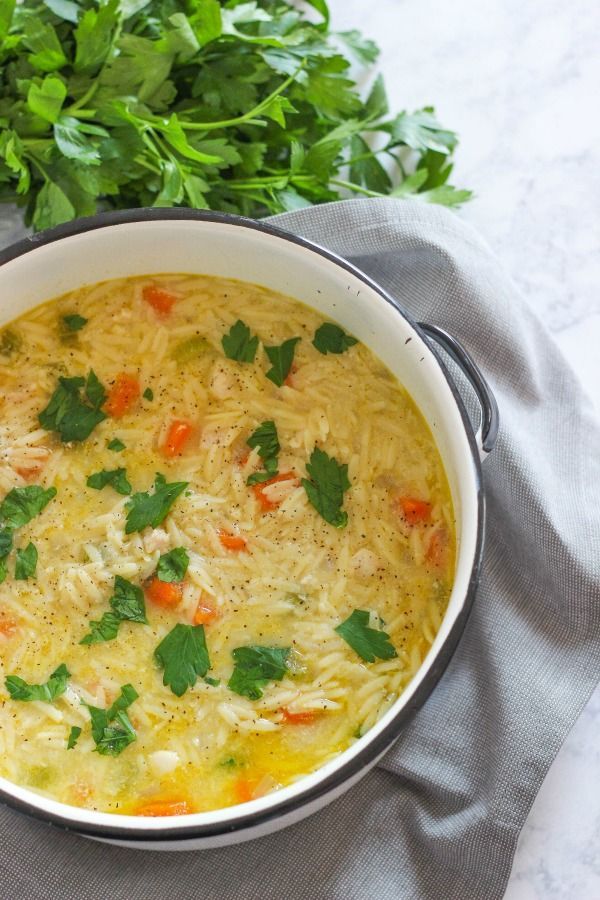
{"left": 0, "top": 2, "right": 598, "bottom": 896}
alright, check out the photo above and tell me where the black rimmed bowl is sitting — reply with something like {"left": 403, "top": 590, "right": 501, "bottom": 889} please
{"left": 0, "top": 209, "right": 498, "bottom": 850}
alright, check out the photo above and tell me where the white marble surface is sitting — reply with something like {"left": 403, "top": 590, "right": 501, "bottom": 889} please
{"left": 327, "top": 1, "right": 600, "bottom": 897}
{"left": 0, "top": 2, "right": 598, "bottom": 896}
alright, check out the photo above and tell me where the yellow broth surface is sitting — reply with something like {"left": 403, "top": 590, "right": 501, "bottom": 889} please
{"left": 0, "top": 275, "right": 454, "bottom": 816}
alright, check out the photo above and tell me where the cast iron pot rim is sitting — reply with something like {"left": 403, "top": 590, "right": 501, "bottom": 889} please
{"left": 0, "top": 208, "right": 484, "bottom": 842}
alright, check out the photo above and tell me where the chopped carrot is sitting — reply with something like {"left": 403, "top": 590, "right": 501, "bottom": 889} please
{"left": 284, "top": 363, "right": 298, "bottom": 388}
{"left": 142, "top": 285, "right": 176, "bottom": 316}
{"left": 15, "top": 463, "right": 45, "bottom": 482}
{"left": 161, "top": 420, "right": 195, "bottom": 458}
{"left": 0, "top": 614, "right": 17, "bottom": 637}
{"left": 193, "top": 596, "right": 218, "bottom": 625}
{"left": 396, "top": 496, "right": 432, "bottom": 525}
{"left": 135, "top": 798, "right": 192, "bottom": 817}
{"left": 233, "top": 778, "right": 259, "bottom": 804}
{"left": 145, "top": 576, "right": 183, "bottom": 608}
{"left": 104, "top": 373, "right": 140, "bottom": 418}
{"left": 252, "top": 472, "right": 298, "bottom": 512}
{"left": 218, "top": 530, "right": 247, "bottom": 551}
{"left": 280, "top": 707, "right": 320, "bottom": 725}
{"left": 426, "top": 527, "right": 450, "bottom": 570}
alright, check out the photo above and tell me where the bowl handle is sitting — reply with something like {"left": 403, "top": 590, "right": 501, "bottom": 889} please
{"left": 418, "top": 322, "right": 499, "bottom": 461}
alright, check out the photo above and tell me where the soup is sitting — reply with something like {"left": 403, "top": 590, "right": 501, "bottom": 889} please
{"left": 0, "top": 275, "right": 454, "bottom": 816}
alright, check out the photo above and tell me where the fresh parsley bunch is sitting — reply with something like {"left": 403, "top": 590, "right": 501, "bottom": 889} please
{"left": 0, "top": 0, "right": 471, "bottom": 231}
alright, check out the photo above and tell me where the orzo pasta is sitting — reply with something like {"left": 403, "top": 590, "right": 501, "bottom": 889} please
{"left": 0, "top": 274, "right": 454, "bottom": 815}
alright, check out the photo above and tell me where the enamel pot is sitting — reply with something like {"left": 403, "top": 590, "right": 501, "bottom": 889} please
{"left": 0, "top": 209, "right": 498, "bottom": 850}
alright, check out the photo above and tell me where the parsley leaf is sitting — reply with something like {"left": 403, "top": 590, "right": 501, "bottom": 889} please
{"left": 80, "top": 575, "right": 147, "bottom": 645}
{"left": 6, "top": 663, "right": 70, "bottom": 702}
{"left": 106, "top": 683, "right": 139, "bottom": 720}
{"left": 87, "top": 684, "right": 138, "bottom": 756}
{"left": 0, "top": 528, "right": 13, "bottom": 560}
{"left": 264, "top": 337, "right": 300, "bottom": 387}
{"left": 246, "top": 420, "right": 280, "bottom": 486}
{"left": 228, "top": 646, "right": 290, "bottom": 700}
{"left": 312, "top": 323, "right": 358, "bottom": 355}
{"left": 0, "top": 485, "right": 56, "bottom": 529}
{"left": 0, "top": 561, "right": 7, "bottom": 585}
{"left": 335, "top": 609, "right": 397, "bottom": 663}
{"left": 125, "top": 473, "right": 188, "bottom": 534}
{"left": 93, "top": 711, "right": 137, "bottom": 756}
{"left": 157, "top": 547, "right": 189, "bottom": 583}
{"left": 107, "top": 438, "right": 125, "bottom": 452}
{"left": 15, "top": 543, "right": 37, "bottom": 580}
{"left": 62, "top": 314, "right": 87, "bottom": 332}
{"left": 109, "top": 575, "right": 147, "bottom": 623}
{"left": 67, "top": 725, "right": 82, "bottom": 749}
{"left": 80, "top": 611, "right": 121, "bottom": 645}
{"left": 302, "top": 447, "right": 351, "bottom": 528}
{"left": 87, "top": 468, "right": 132, "bottom": 496}
{"left": 222, "top": 320, "right": 259, "bottom": 363}
{"left": 1, "top": 1, "right": 469, "bottom": 230}
{"left": 154, "top": 623, "right": 210, "bottom": 697}
{"left": 39, "top": 371, "right": 107, "bottom": 442}
{"left": 85, "top": 370, "right": 106, "bottom": 409}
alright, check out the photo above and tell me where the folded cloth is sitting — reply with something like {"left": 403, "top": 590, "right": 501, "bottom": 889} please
{"left": 1, "top": 198, "right": 598, "bottom": 900}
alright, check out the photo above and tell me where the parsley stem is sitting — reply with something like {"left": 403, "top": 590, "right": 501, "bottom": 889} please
{"left": 67, "top": 82, "right": 99, "bottom": 114}
{"left": 26, "top": 155, "right": 49, "bottom": 183}
{"left": 133, "top": 155, "right": 161, "bottom": 175}
{"left": 175, "top": 61, "right": 306, "bottom": 132}
{"left": 330, "top": 178, "right": 384, "bottom": 198}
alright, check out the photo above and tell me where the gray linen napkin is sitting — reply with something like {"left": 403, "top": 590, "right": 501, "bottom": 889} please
{"left": 1, "top": 198, "right": 599, "bottom": 900}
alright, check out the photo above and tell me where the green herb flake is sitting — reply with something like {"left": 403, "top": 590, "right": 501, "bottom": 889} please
{"left": 62, "top": 314, "right": 88, "bottom": 333}
{"left": 107, "top": 438, "right": 126, "bottom": 452}
{"left": 227, "top": 646, "right": 290, "bottom": 700}
{"left": 6, "top": 663, "right": 70, "bottom": 703}
{"left": 154, "top": 623, "right": 210, "bottom": 697}
{"left": 301, "top": 447, "right": 350, "bottom": 528}
{"left": 38, "top": 371, "right": 107, "bottom": 443}
{"left": 222, "top": 320, "right": 259, "bottom": 363}
{"left": 335, "top": 609, "right": 397, "bottom": 663}
{"left": 246, "top": 420, "right": 280, "bottom": 486}
{"left": 157, "top": 547, "right": 189, "bottom": 583}
{"left": 264, "top": 337, "right": 300, "bottom": 387}
{"left": 87, "top": 467, "right": 132, "bottom": 496}
{"left": 143, "top": 387, "right": 154, "bottom": 401}
{"left": 204, "top": 675, "right": 220, "bottom": 687}
{"left": 125, "top": 473, "right": 188, "bottom": 534}
{"left": 67, "top": 725, "right": 82, "bottom": 749}
{"left": 87, "top": 684, "right": 138, "bottom": 757}
{"left": 312, "top": 323, "right": 358, "bottom": 355}
{"left": 0, "top": 485, "right": 57, "bottom": 529}
{"left": 0, "top": 329, "right": 22, "bottom": 357}
{"left": 14, "top": 542, "right": 37, "bottom": 580}
{"left": 172, "top": 336, "right": 211, "bottom": 364}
